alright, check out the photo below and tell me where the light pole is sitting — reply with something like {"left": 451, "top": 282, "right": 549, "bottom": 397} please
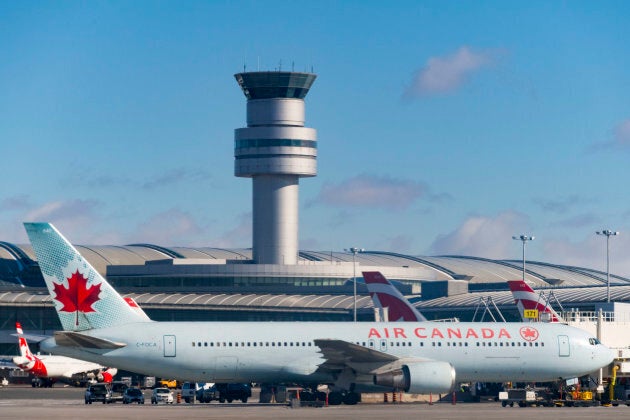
{"left": 345, "top": 247, "right": 364, "bottom": 322}
{"left": 512, "top": 235, "right": 535, "bottom": 281}
{"left": 596, "top": 229, "right": 619, "bottom": 303}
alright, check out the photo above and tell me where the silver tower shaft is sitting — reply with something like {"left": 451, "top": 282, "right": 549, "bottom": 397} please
{"left": 234, "top": 72, "right": 317, "bottom": 264}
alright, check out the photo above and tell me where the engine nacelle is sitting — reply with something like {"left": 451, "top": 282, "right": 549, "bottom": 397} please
{"left": 373, "top": 361, "right": 456, "bottom": 394}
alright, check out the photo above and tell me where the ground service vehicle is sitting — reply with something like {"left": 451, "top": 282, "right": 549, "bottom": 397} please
{"left": 108, "top": 381, "right": 129, "bottom": 403}
{"left": 85, "top": 383, "right": 112, "bottom": 404}
{"left": 158, "top": 379, "right": 179, "bottom": 388}
{"left": 181, "top": 382, "right": 197, "bottom": 402}
{"left": 151, "top": 387, "right": 174, "bottom": 404}
{"left": 215, "top": 383, "right": 252, "bottom": 403}
{"left": 197, "top": 385, "right": 217, "bottom": 403}
{"left": 122, "top": 387, "right": 145, "bottom": 404}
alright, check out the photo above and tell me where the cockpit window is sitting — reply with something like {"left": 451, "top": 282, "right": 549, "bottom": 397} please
{"left": 588, "top": 338, "right": 601, "bottom": 345}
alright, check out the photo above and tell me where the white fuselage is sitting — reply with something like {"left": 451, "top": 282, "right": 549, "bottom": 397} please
{"left": 41, "top": 321, "right": 613, "bottom": 385}
{"left": 13, "top": 353, "right": 103, "bottom": 378}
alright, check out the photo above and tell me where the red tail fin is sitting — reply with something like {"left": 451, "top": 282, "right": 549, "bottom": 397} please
{"left": 507, "top": 280, "right": 562, "bottom": 322}
{"left": 363, "top": 271, "right": 426, "bottom": 322}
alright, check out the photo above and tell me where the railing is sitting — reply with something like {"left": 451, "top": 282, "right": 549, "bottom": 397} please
{"left": 561, "top": 310, "right": 630, "bottom": 323}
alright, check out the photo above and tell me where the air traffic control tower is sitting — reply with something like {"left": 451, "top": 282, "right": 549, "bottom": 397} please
{"left": 234, "top": 71, "right": 318, "bottom": 265}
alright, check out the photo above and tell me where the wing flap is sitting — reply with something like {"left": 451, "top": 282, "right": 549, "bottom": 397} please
{"left": 54, "top": 331, "right": 126, "bottom": 350}
{"left": 314, "top": 338, "right": 398, "bottom": 365}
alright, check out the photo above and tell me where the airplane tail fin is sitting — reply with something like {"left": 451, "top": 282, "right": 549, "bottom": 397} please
{"left": 98, "top": 367, "right": 118, "bottom": 383}
{"left": 123, "top": 297, "right": 151, "bottom": 321}
{"left": 15, "top": 322, "right": 34, "bottom": 359}
{"left": 507, "top": 280, "right": 562, "bottom": 322}
{"left": 363, "top": 271, "right": 427, "bottom": 322}
{"left": 24, "top": 222, "right": 151, "bottom": 331}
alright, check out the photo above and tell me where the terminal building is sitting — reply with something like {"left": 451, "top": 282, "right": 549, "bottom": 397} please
{"left": 1, "top": 71, "right": 630, "bottom": 356}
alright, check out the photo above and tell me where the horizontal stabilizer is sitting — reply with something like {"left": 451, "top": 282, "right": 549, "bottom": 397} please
{"left": 54, "top": 331, "right": 127, "bottom": 350}
{"left": 10, "top": 332, "right": 51, "bottom": 342}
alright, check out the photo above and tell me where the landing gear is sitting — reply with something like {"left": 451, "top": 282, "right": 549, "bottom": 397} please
{"left": 328, "top": 390, "right": 360, "bottom": 405}
{"left": 343, "top": 391, "right": 360, "bottom": 405}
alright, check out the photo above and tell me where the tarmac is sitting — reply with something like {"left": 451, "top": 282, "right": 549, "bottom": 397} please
{"left": 1, "top": 385, "right": 630, "bottom": 419}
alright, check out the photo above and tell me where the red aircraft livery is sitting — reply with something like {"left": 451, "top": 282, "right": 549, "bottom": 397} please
{"left": 519, "top": 326, "right": 540, "bottom": 341}
{"left": 367, "top": 326, "right": 527, "bottom": 340}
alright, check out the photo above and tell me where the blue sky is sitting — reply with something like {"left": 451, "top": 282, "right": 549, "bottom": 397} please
{"left": 1, "top": 1, "right": 629, "bottom": 275}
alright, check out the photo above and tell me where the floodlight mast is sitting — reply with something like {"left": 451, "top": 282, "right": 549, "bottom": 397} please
{"left": 596, "top": 229, "right": 619, "bottom": 303}
{"left": 512, "top": 235, "right": 535, "bottom": 282}
{"left": 345, "top": 247, "right": 364, "bottom": 322}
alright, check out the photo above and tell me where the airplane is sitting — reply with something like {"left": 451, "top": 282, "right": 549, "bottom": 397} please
{"left": 508, "top": 280, "right": 563, "bottom": 323}
{"left": 364, "top": 273, "right": 560, "bottom": 324}
{"left": 12, "top": 322, "right": 117, "bottom": 387}
{"left": 363, "top": 271, "right": 427, "bottom": 321}
{"left": 24, "top": 222, "right": 613, "bottom": 404}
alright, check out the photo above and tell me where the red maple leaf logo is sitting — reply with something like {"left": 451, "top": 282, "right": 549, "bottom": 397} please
{"left": 519, "top": 326, "right": 539, "bottom": 342}
{"left": 53, "top": 270, "right": 101, "bottom": 325}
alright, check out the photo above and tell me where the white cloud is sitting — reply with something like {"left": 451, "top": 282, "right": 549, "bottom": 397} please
{"left": 313, "top": 174, "right": 428, "bottom": 211}
{"left": 0, "top": 195, "right": 32, "bottom": 211}
{"left": 384, "top": 234, "right": 414, "bottom": 253}
{"left": 428, "top": 211, "right": 530, "bottom": 259}
{"left": 590, "top": 117, "right": 630, "bottom": 151}
{"left": 212, "top": 212, "right": 252, "bottom": 248}
{"left": 131, "top": 209, "right": 205, "bottom": 246}
{"left": 21, "top": 199, "right": 102, "bottom": 243}
{"left": 404, "top": 46, "right": 495, "bottom": 98}
{"left": 533, "top": 195, "right": 591, "bottom": 214}
{"left": 614, "top": 118, "right": 630, "bottom": 147}
{"left": 543, "top": 233, "right": 630, "bottom": 277}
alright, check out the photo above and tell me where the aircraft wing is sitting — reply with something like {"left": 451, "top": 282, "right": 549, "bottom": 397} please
{"left": 53, "top": 331, "right": 127, "bottom": 350}
{"left": 314, "top": 339, "right": 400, "bottom": 373}
{"left": 11, "top": 332, "right": 51, "bottom": 343}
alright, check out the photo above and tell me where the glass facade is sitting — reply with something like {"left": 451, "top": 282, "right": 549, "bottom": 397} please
{"left": 235, "top": 139, "right": 317, "bottom": 149}
{"left": 235, "top": 72, "right": 317, "bottom": 100}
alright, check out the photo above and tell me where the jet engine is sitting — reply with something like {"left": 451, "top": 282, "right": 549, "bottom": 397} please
{"left": 373, "top": 361, "right": 456, "bottom": 394}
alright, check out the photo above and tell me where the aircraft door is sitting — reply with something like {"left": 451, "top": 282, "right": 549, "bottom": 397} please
{"left": 214, "top": 356, "right": 238, "bottom": 380}
{"left": 163, "top": 335, "right": 176, "bottom": 357}
{"left": 379, "top": 339, "right": 388, "bottom": 352}
{"left": 558, "top": 335, "right": 570, "bottom": 357}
